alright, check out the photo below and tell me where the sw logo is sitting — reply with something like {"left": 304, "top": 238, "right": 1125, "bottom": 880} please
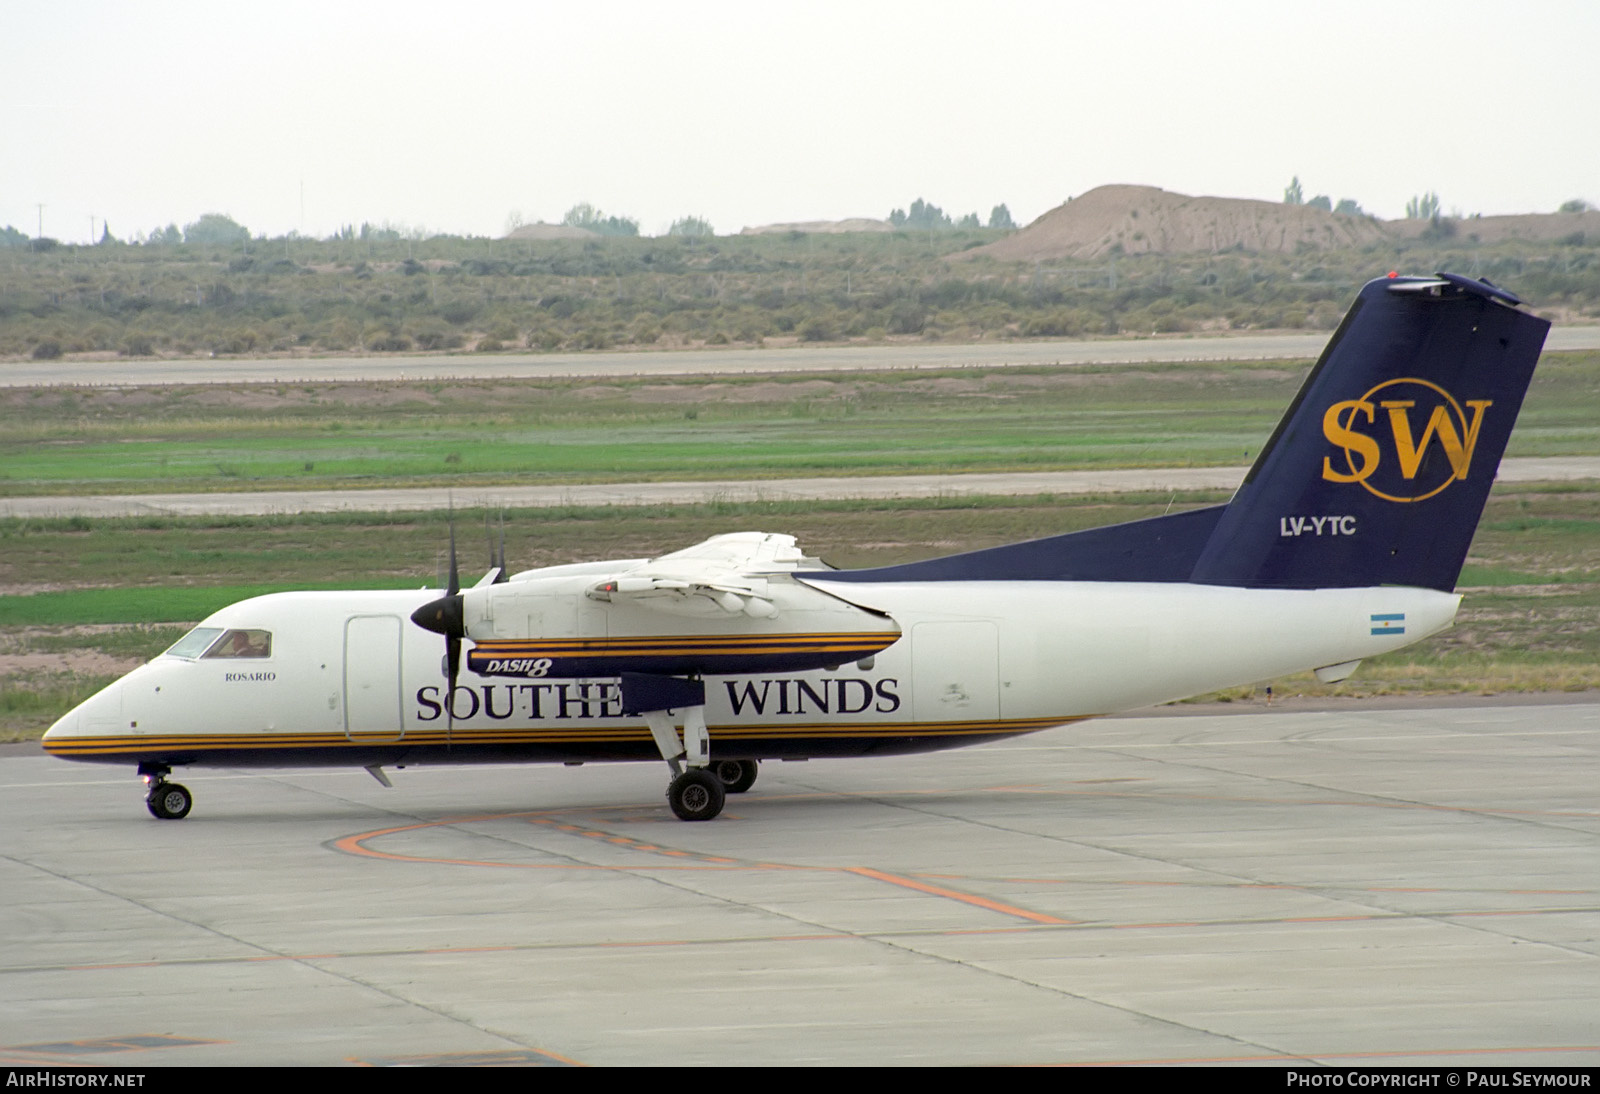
{"left": 1320, "top": 377, "right": 1492, "bottom": 503}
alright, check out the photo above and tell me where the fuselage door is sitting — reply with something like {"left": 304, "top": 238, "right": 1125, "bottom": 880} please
{"left": 344, "top": 615, "right": 404, "bottom": 741}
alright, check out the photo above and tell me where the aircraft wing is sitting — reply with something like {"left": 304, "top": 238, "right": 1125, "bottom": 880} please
{"left": 585, "top": 532, "right": 822, "bottom": 618}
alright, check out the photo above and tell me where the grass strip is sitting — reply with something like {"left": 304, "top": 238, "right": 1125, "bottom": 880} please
{"left": 0, "top": 581, "right": 413, "bottom": 626}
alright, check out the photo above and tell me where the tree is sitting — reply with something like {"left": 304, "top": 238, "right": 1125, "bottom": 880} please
{"left": 1558, "top": 198, "right": 1594, "bottom": 214}
{"left": 183, "top": 213, "right": 249, "bottom": 245}
{"left": 1333, "top": 198, "right": 1365, "bottom": 217}
{"left": 988, "top": 204, "right": 1016, "bottom": 230}
{"left": 891, "top": 198, "right": 952, "bottom": 231}
{"left": 149, "top": 224, "right": 182, "bottom": 245}
{"left": 957, "top": 212, "right": 981, "bottom": 229}
{"left": 1405, "top": 192, "right": 1441, "bottom": 220}
{"left": 1307, "top": 194, "right": 1332, "bottom": 212}
{"left": 561, "top": 202, "right": 639, "bottom": 237}
{"left": 561, "top": 202, "right": 598, "bottom": 227}
{"left": 667, "top": 215, "right": 714, "bottom": 238}
{"left": 1283, "top": 176, "right": 1304, "bottom": 205}
{"left": 0, "top": 225, "right": 29, "bottom": 249}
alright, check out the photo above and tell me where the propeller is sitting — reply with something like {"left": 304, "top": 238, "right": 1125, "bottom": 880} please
{"left": 411, "top": 511, "right": 464, "bottom": 739}
{"left": 411, "top": 509, "right": 515, "bottom": 741}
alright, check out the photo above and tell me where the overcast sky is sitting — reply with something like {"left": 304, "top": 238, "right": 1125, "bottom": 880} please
{"left": 6, "top": 0, "right": 1597, "bottom": 244}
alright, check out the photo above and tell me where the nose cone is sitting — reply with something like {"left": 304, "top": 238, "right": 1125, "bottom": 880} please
{"left": 43, "top": 704, "right": 82, "bottom": 742}
{"left": 42, "top": 676, "right": 124, "bottom": 757}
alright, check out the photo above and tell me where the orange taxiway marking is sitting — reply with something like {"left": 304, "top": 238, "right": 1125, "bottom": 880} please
{"left": 334, "top": 808, "right": 1071, "bottom": 925}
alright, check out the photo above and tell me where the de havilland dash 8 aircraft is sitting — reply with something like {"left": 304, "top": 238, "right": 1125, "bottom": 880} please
{"left": 44, "top": 272, "right": 1550, "bottom": 822}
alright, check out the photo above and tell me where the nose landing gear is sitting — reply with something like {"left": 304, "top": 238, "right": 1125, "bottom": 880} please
{"left": 147, "top": 782, "right": 193, "bottom": 820}
{"left": 139, "top": 763, "right": 192, "bottom": 820}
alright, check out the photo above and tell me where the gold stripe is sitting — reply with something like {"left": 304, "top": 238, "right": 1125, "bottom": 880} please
{"left": 474, "top": 642, "right": 889, "bottom": 652}
{"left": 473, "top": 633, "right": 898, "bottom": 653}
{"left": 44, "top": 716, "right": 1084, "bottom": 755}
{"left": 476, "top": 631, "right": 897, "bottom": 645}
{"left": 475, "top": 645, "right": 897, "bottom": 653}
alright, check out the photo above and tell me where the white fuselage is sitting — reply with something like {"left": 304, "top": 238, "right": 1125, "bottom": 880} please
{"left": 43, "top": 578, "right": 1458, "bottom": 766}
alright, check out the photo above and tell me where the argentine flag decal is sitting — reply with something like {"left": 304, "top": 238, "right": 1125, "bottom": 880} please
{"left": 1370, "top": 612, "right": 1406, "bottom": 636}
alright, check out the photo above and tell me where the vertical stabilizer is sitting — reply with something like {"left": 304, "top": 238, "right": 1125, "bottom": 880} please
{"left": 1188, "top": 274, "right": 1549, "bottom": 591}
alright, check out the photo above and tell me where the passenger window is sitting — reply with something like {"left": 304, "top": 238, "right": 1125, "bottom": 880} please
{"left": 203, "top": 629, "right": 272, "bottom": 659}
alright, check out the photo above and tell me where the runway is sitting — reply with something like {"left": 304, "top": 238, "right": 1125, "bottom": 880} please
{"left": 7, "top": 326, "right": 1599, "bottom": 388}
{"left": 2, "top": 700, "right": 1595, "bottom": 1066}
{"left": 5, "top": 457, "right": 1598, "bottom": 520}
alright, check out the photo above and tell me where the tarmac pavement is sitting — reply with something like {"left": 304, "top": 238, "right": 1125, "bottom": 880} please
{"left": 2, "top": 701, "right": 1595, "bottom": 1066}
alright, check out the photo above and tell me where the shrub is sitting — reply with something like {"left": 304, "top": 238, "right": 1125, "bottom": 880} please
{"left": 406, "top": 320, "right": 453, "bottom": 350}
{"left": 31, "top": 340, "right": 62, "bottom": 360}
{"left": 797, "top": 317, "right": 833, "bottom": 342}
{"left": 1022, "top": 310, "right": 1081, "bottom": 337}
{"left": 120, "top": 333, "right": 155, "bottom": 356}
{"left": 365, "top": 332, "right": 412, "bottom": 352}
{"left": 439, "top": 300, "right": 479, "bottom": 325}
{"left": 886, "top": 302, "right": 926, "bottom": 335}
{"left": 213, "top": 329, "right": 259, "bottom": 354}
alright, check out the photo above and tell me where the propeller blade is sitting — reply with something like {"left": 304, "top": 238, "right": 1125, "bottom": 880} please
{"left": 447, "top": 506, "right": 460, "bottom": 597}
{"left": 495, "top": 511, "right": 509, "bottom": 583}
{"left": 445, "top": 633, "right": 460, "bottom": 742}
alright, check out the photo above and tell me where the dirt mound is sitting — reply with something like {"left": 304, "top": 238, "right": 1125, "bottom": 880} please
{"left": 955, "top": 184, "right": 1600, "bottom": 263}
{"left": 506, "top": 223, "right": 598, "bottom": 241}
{"left": 955, "top": 185, "right": 1390, "bottom": 262}
{"left": 1389, "top": 209, "right": 1600, "bottom": 244}
{"left": 742, "top": 218, "right": 893, "bottom": 235}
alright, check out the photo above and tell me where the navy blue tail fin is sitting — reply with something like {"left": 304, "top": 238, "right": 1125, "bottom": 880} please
{"left": 815, "top": 272, "right": 1547, "bottom": 592}
{"left": 1188, "top": 273, "right": 1549, "bottom": 591}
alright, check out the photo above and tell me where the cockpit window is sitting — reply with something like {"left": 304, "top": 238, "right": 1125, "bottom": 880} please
{"left": 202, "top": 629, "right": 272, "bottom": 659}
{"left": 165, "top": 627, "right": 224, "bottom": 660}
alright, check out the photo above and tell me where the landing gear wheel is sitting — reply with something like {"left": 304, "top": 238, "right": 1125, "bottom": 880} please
{"left": 713, "top": 759, "right": 759, "bottom": 794}
{"left": 146, "top": 782, "right": 192, "bottom": 820}
{"left": 667, "top": 768, "right": 725, "bottom": 821}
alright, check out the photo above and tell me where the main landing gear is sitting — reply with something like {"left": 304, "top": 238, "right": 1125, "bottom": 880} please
{"left": 623, "top": 673, "right": 760, "bottom": 822}
{"left": 664, "top": 759, "right": 759, "bottom": 821}
{"left": 139, "top": 763, "right": 192, "bottom": 820}
{"left": 667, "top": 768, "right": 724, "bottom": 821}
{"left": 713, "top": 758, "right": 760, "bottom": 795}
